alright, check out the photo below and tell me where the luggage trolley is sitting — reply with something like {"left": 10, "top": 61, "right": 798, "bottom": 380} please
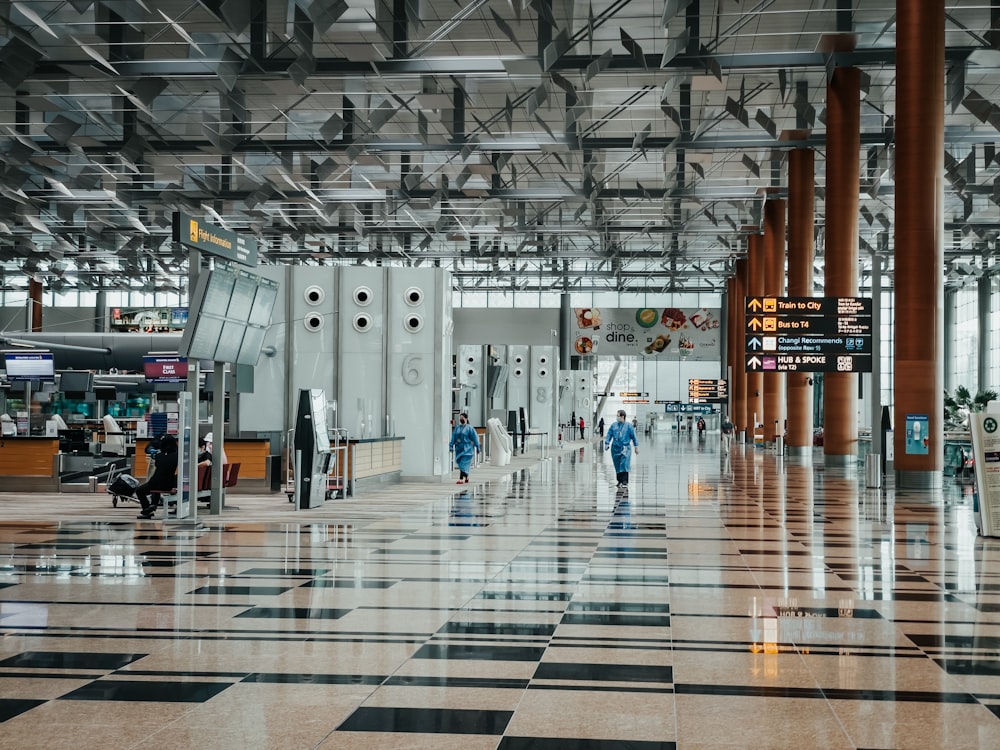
{"left": 106, "top": 463, "right": 141, "bottom": 508}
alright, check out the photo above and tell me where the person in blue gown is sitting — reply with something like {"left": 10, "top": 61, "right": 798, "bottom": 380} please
{"left": 449, "top": 413, "right": 481, "bottom": 484}
{"left": 604, "top": 409, "right": 639, "bottom": 489}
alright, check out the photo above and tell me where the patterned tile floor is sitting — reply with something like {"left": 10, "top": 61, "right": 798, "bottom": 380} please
{"left": 0, "top": 433, "right": 999, "bottom": 749}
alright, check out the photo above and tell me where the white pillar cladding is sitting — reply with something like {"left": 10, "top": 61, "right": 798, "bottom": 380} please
{"left": 489, "top": 345, "right": 508, "bottom": 414}
{"left": 557, "top": 370, "right": 574, "bottom": 426}
{"left": 530, "top": 346, "right": 557, "bottom": 445}
{"left": 386, "top": 268, "right": 452, "bottom": 480}
{"left": 237, "top": 265, "right": 287, "bottom": 433}
{"left": 338, "top": 266, "right": 387, "bottom": 439}
{"left": 287, "top": 267, "right": 338, "bottom": 425}
{"left": 506, "top": 344, "right": 530, "bottom": 424}
{"left": 457, "top": 344, "right": 485, "bottom": 425}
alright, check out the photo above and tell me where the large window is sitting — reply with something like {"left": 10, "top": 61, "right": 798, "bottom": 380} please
{"left": 953, "top": 287, "right": 978, "bottom": 390}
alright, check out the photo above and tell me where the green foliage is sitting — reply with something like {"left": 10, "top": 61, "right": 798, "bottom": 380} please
{"left": 944, "top": 386, "right": 999, "bottom": 430}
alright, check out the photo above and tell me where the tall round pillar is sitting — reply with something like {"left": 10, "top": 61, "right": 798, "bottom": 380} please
{"left": 763, "top": 199, "right": 786, "bottom": 444}
{"left": 733, "top": 257, "right": 748, "bottom": 437}
{"left": 894, "top": 1, "right": 944, "bottom": 486}
{"left": 746, "top": 233, "right": 764, "bottom": 436}
{"left": 786, "top": 147, "right": 815, "bottom": 455}
{"left": 823, "top": 66, "right": 860, "bottom": 466}
{"left": 27, "top": 278, "right": 43, "bottom": 332}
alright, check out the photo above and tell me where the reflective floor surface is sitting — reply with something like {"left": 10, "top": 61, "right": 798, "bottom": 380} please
{"left": 1, "top": 433, "right": 999, "bottom": 749}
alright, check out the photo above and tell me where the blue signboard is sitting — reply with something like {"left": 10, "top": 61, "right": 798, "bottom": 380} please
{"left": 905, "top": 414, "right": 929, "bottom": 455}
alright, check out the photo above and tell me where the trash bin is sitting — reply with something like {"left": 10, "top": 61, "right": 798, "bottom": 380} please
{"left": 865, "top": 453, "right": 882, "bottom": 488}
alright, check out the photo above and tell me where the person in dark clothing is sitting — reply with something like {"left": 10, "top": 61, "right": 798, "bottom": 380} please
{"left": 597, "top": 417, "right": 605, "bottom": 437}
{"left": 197, "top": 437, "right": 212, "bottom": 466}
{"left": 136, "top": 434, "right": 178, "bottom": 519}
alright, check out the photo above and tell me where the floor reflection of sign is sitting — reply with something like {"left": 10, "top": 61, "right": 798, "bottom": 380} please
{"left": 905, "top": 414, "right": 929, "bottom": 455}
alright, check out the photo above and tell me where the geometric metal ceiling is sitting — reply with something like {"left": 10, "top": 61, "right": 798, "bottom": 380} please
{"left": 0, "top": 0, "right": 998, "bottom": 296}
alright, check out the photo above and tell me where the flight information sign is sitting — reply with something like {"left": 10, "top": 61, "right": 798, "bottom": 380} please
{"left": 688, "top": 379, "right": 728, "bottom": 403}
{"left": 744, "top": 296, "right": 872, "bottom": 373}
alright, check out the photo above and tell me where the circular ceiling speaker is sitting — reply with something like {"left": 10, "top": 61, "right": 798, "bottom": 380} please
{"left": 514, "top": 354, "right": 525, "bottom": 364}
{"left": 538, "top": 355, "right": 548, "bottom": 365}
{"left": 466, "top": 368, "right": 476, "bottom": 377}
{"left": 353, "top": 286, "right": 373, "bottom": 306}
{"left": 353, "top": 312, "right": 373, "bottom": 332}
{"left": 538, "top": 368, "right": 548, "bottom": 378}
{"left": 403, "top": 287, "right": 424, "bottom": 306}
{"left": 466, "top": 355, "right": 476, "bottom": 363}
{"left": 403, "top": 313, "right": 423, "bottom": 333}
{"left": 514, "top": 367, "right": 524, "bottom": 377}
{"left": 303, "top": 285, "right": 325, "bottom": 305}
{"left": 303, "top": 312, "right": 325, "bottom": 332}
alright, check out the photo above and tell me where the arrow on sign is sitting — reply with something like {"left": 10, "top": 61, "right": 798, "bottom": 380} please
{"left": 747, "top": 298, "right": 763, "bottom": 311}
{"left": 747, "top": 317, "right": 763, "bottom": 330}
{"left": 747, "top": 355, "right": 762, "bottom": 370}
{"left": 747, "top": 336, "right": 762, "bottom": 350}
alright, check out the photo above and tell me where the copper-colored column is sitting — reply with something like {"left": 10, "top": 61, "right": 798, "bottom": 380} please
{"left": 823, "top": 66, "right": 860, "bottom": 465}
{"left": 28, "top": 278, "right": 43, "bottom": 332}
{"left": 763, "top": 199, "right": 786, "bottom": 444}
{"left": 746, "top": 233, "right": 764, "bottom": 436}
{"left": 894, "top": 2, "right": 944, "bottom": 484}
{"left": 733, "top": 257, "right": 748, "bottom": 437}
{"left": 786, "top": 147, "right": 815, "bottom": 452}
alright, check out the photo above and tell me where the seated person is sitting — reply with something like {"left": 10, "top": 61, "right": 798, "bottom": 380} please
{"left": 198, "top": 438, "right": 212, "bottom": 467}
{"left": 136, "top": 434, "right": 178, "bottom": 519}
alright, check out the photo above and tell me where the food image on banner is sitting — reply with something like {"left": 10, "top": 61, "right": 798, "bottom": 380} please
{"left": 572, "top": 307, "right": 721, "bottom": 359}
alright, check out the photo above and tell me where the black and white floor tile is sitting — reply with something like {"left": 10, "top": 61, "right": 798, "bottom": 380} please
{"left": 1, "top": 434, "right": 999, "bottom": 748}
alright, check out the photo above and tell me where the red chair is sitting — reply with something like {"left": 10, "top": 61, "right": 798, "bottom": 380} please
{"left": 223, "top": 462, "right": 241, "bottom": 489}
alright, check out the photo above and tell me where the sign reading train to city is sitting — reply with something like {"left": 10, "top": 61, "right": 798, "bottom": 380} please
{"left": 572, "top": 307, "right": 721, "bottom": 359}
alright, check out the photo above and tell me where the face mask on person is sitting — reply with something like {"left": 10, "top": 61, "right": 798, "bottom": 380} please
{"left": 459, "top": 417, "right": 467, "bottom": 425}
{"left": 618, "top": 414, "right": 625, "bottom": 422}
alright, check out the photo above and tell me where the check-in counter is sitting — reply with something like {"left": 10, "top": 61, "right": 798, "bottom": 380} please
{"left": 134, "top": 437, "right": 273, "bottom": 493}
{"left": 0, "top": 437, "right": 60, "bottom": 492}
{"left": 347, "top": 436, "right": 404, "bottom": 493}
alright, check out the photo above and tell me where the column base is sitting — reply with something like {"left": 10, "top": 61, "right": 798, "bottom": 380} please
{"left": 824, "top": 453, "right": 856, "bottom": 468}
{"left": 895, "top": 470, "right": 942, "bottom": 489}
{"left": 786, "top": 445, "right": 812, "bottom": 459}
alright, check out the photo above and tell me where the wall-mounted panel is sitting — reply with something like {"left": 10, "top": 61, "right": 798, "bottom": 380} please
{"left": 387, "top": 268, "right": 445, "bottom": 477}
{"left": 506, "top": 344, "right": 530, "bottom": 418}
{"left": 530, "top": 346, "right": 557, "bottom": 442}
{"left": 338, "top": 266, "right": 386, "bottom": 438}
{"left": 458, "top": 344, "right": 485, "bottom": 425}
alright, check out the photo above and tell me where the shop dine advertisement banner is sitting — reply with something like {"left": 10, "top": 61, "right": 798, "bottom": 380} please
{"left": 572, "top": 307, "right": 722, "bottom": 360}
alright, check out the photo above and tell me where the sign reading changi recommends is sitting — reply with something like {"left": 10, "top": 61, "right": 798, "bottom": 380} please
{"left": 173, "top": 211, "right": 259, "bottom": 267}
{"left": 573, "top": 307, "right": 721, "bottom": 359}
{"left": 744, "top": 296, "right": 872, "bottom": 373}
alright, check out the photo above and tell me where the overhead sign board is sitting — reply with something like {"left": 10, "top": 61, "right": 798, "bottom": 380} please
{"left": 688, "top": 378, "right": 728, "bottom": 403}
{"left": 744, "top": 296, "right": 872, "bottom": 372}
{"left": 572, "top": 306, "right": 721, "bottom": 359}
{"left": 745, "top": 352, "right": 872, "bottom": 373}
{"left": 173, "top": 211, "right": 258, "bottom": 267}
{"left": 663, "top": 401, "right": 716, "bottom": 413}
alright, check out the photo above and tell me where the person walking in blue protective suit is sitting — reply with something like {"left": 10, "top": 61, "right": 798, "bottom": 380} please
{"left": 604, "top": 409, "right": 639, "bottom": 489}
{"left": 449, "top": 413, "right": 482, "bottom": 484}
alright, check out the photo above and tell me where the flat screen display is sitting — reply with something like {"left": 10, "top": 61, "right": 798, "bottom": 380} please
{"left": 201, "top": 267, "right": 237, "bottom": 317}
{"left": 59, "top": 371, "right": 94, "bottom": 392}
{"left": 4, "top": 352, "right": 55, "bottom": 381}
{"left": 214, "top": 320, "right": 246, "bottom": 363}
{"left": 237, "top": 326, "right": 266, "bottom": 366}
{"left": 185, "top": 314, "right": 225, "bottom": 360}
{"left": 311, "top": 389, "right": 330, "bottom": 452}
{"left": 247, "top": 280, "right": 278, "bottom": 327}
{"left": 143, "top": 356, "right": 189, "bottom": 383}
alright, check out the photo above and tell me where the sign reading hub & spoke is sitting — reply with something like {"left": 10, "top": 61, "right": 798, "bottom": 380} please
{"left": 744, "top": 296, "right": 872, "bottom": 373}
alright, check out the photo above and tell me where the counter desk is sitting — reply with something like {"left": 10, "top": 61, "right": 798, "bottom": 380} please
{"left": 0, "top": 437, "right": 61, "bottom": 492}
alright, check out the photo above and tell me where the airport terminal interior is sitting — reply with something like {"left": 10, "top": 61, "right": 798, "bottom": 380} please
{"left": 3, "top": 1, "right": 1000, "bottom": 748}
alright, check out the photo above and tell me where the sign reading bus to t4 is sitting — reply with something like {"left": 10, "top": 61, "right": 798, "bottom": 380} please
{"left": 744, "top": 296, "right": 872, "bottom": 373}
